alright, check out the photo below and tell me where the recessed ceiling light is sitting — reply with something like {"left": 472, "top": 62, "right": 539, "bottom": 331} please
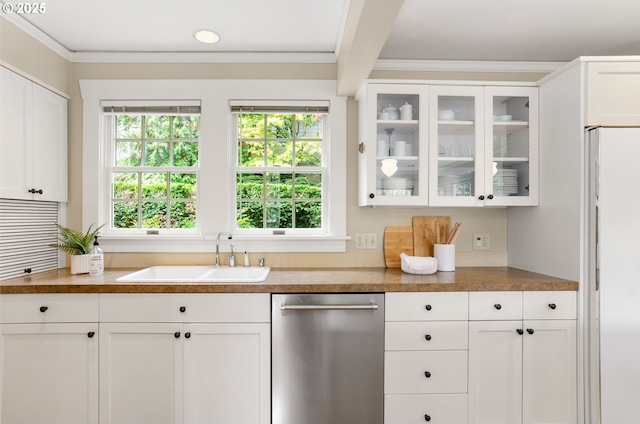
{"left": 194, "top": 30, "right": 220, "bottom": 44}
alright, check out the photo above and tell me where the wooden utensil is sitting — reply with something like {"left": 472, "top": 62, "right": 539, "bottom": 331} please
{"left": 383, "top": 226, "right": 414, "bottom": 267}
{"left": 412, "top": 216, "right": 451, "bottom": 256}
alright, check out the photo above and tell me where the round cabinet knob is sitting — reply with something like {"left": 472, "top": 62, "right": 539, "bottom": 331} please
{"left": 179, "top": 306, "right": 186, "bottom": 313}
{"left": 494, "top": 304, "right": 502, "bottom": 310}
{"left": 424, "top": 371, "right": 431, "bottom": 378}
{"left": 39, "top": 306, "right": 48, "bottom": 313}
{"left": 185, "top": 332, "right": 191, "bottom": 339}
{"left": 487, "top": 194, "right": 494, "bottom": 199}
{"left": 369, "top": 193, "right": 375, "bottom": 199}
{"left": 424, "top": 414, "right": 431, "bottom": 422}
{"left": 478, "top": 195, "right": 485, "bottom": 200}
{"left": 174, "top": 332, "right": 181, "bottom": 339}
{"left": 527, "top": 328, "right": 535, "bottom": 335}
{"left": 517, "top": 329, "right": 524, "bottom": 335}
{"left": 548, "top": 303, "right": 557, "bottom": 310}
{"left": 424, "top": 334, "right": 432, "bottom": 341}
{"left": 425, "top": 304, "right": 432, "bottom": 311}
{"left": 87, "top": 331, "right": 95, "bottom": 338}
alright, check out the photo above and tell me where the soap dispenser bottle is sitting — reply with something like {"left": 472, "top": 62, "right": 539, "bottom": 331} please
{"left": 89, "top": 235, "right": 104, "bottom": 276}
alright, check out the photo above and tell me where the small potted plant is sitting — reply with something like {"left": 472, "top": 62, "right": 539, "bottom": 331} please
{"left": 50, "top": 223, "right": 104, "bottom": 274}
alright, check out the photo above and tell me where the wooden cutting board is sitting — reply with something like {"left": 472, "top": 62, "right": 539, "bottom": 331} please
{"left": 383, "top": 226, "right": 414, "bottom": 268}
{"left": 412, "top": 216, "right": 451, "bottom": 257}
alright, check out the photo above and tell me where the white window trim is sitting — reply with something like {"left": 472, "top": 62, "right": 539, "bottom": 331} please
{"left": 80, "top": 79, "right": 347, "bottom": 253}
{"left": 230, "top": 104, "right": 329, "bottom": 236}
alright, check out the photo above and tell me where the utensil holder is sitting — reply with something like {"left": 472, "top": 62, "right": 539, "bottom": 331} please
{"left": 434, "top": 244, "right": 455, "bottom": 271}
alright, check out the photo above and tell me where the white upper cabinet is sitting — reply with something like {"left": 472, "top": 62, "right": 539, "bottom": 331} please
{"left": 484, "top": 86, "right": 538, "bottom": 206}
{"left": 586, "top": 61, "right": 640, "bottom": 126}
{"left": 0, "top": 67, "right": 67, "bottom": 202}
{"left": 357, "top": 81, "right": 538, "bottom": 207}
{"left": 356, "top": 83, "right": 429, "bottom": 206}
{"left": 428, "top": 85, "right": 485, "bottom": 206}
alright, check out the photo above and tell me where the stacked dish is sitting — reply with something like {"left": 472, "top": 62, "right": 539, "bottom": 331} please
{"left": 377, "top": 177, "right": 414, "bottom": 196}
{"left": 493, "top": 168, "right": 518, "bottom": 195}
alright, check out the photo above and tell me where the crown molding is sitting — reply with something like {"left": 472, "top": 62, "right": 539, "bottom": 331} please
{"left": 374, "top": 59, "right": 567, "bottom": 73}
{"left": 69, "top": 51, "right": 337, "bottom": 63}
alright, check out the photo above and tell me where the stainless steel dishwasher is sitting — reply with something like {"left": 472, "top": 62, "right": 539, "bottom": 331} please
{"left": 272, "top": 293, "right": 384, "bottom": 424}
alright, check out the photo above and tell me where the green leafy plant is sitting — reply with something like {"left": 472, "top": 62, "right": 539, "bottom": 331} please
{"left": 50, "top": 224, "right": 104, "bottom": 255}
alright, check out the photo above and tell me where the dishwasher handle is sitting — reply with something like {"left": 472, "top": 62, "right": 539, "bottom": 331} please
{"left": 280, "top": 303, "right": 379, "bottom": 311}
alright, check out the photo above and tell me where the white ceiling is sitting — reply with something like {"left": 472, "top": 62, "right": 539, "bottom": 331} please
{"left": 3, "top": 0, "right": 640, "bottom": 93}
{"left": 6, "top": 0, "right": 640, "bottom": 61}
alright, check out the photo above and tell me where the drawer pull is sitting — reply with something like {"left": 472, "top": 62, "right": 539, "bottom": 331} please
{"left": 425, "top": 304, "right": 432, "bottom": 311}
{"left": 185, "top": 332, "right": 191, "bottom": 339}
{"left": 494, "top": 304, "right": 502, "bottom": 310}
{"left": 174, "top": 332, "right": 181, "bottom": 339}
{"left": 424, "top": 414, "right": 431, "bottom": 422}
{"left": 424, "top": 371, "right": 431, "bottom": 378}
{"left": 179, "top": 306, "right": 186, "bottom": 313}
{"left": 517, "top": 329, "right": 524, "bottom": 335}
{"left": 527, "top": 328, "right": 535, "bottom": 335}
{"left": 424, "top": 334, "right": 432, "bottom": 341}
{"left": 548, "top": 303, "right": 557, "bottom": 310}
{"left": 39, "top": 306, "right": 48, "bottom": 313}
{"left": 87, "top": 331, "right": 95, "bottom": 338}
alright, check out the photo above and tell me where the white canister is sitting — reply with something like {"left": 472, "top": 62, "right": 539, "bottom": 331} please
{"left": 377, "top": 139, "right": 389, "bottom": 156}
{"left": 434, "top": 243, "right": 456, "bottom": 271}
{"left": 393, "top": 140, "right": 406, "bottom": 157}
{"left": 400, "top": 102, "right": 413, "bottom": 120}
{"left": 382, "top": 105, "right": 400, "bottom": 120}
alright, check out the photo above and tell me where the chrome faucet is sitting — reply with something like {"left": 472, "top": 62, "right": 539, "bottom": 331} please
{"left": 215, "top": 232, "right": 232, "bottom": 267}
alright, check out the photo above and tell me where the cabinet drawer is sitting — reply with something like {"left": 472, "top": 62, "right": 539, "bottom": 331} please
{"left": 523, "top": 291, "right": 576, "bottom": 320}
{"left": 0, "top": 294, "right": 99, "bottom": 323}
{"left": 469, "top": 291, "right": 522, "bottom": 321}
{"left": 100, "top": 293, "right": 270, "bottom": 323}
{"left": 386, "top": 292, "right": 468, "bottom": 321}
{"left": 385, "top": 394, "right": 468, "bottom": 424}
{"left": 385, "top": 321, "right": 468, "bottom": 351}
{"left": 385, "top": 351, "right": 467, "bottom": 394}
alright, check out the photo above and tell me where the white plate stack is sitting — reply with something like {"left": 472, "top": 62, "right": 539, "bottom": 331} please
{"left": 493, "top": 169, "right": 518, "bottom": 195}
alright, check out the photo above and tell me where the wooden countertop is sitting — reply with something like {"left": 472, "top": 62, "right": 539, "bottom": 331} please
{"left": 0, "top": 267, "right": 578, "bottom": 294}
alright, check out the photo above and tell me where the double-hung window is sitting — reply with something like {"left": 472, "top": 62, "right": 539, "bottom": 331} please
{"left": 81, "top": 79, "right": 346, "bottom": 252}
{"left": 102, "top": 102, "right": 200, "bottom": 234}
{"left": 231, "top": 102, "right": 328, "bottom": 235}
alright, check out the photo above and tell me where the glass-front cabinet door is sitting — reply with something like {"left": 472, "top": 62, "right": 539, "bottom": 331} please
{"left": 428, "top": 86, "right": 485, "bottom": 206}
{"left": 357, "top": 84, "right": 428, "bottom": 206}
{"left": 484, "top": 86, "right": 538, "bottom": 206}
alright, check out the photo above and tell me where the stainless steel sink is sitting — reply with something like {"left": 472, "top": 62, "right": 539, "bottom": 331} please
{"left": 115, "top": 265, "right": 270, "bottom": 283}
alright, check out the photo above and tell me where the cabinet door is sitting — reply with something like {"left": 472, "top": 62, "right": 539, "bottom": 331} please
{"left": 468, "top": 320, "right": 523, "bottom": 424}
{"left": 429, "top": 85, "right": 485, "bottom": 206}
{"left": 586, "top": 61, "right": 640, "bottom": 126}
{"left": 32, "top": 83, "right": 68, "bottom": 202}
{"left": 99, "top": 323, "right": 184, "bottom": 424}
{"left": 1, "top": 323, "right": 98, "bottom": 424}
{"left": 484, "top": 86, "right": 538, "bottom": 206}
{"left": 358, "top": 83, "right": 429, "bottom": 206}
{"left": 184, "top": 323, "right": 270, "bottom": 424}
{"left": 522, "top": 320, "right": 577, "bottom": 424}
{"left": 0, "top": 67, "right": 32, "bottom": 200}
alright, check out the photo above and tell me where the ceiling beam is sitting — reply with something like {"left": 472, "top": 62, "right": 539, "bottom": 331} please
{"left": 336, "top": 0, "right": 405, "bottom": 96}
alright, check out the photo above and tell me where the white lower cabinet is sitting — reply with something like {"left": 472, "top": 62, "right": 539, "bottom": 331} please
{"left": 385, "top": 292, "right": 469, "bottom": 424}
{"left": 99, "top": 294, "right": 270, "bottom": 424}
{"left": 0, "top": 295, "right": 99, "bottom": 424}
{"left": 468, "top": 291, "right": 577, "bottom": 424}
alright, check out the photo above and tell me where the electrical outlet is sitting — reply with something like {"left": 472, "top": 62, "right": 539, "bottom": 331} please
{"left": 473, "top": 233, "right": 490, "bottom": 251}
{"left": 355, "top": 233, "right": 378, "bottom": 249}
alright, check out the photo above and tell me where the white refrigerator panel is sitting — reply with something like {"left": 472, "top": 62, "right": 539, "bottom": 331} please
{"left": 597, "top": 128, "right": 640, "bottom": 424}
